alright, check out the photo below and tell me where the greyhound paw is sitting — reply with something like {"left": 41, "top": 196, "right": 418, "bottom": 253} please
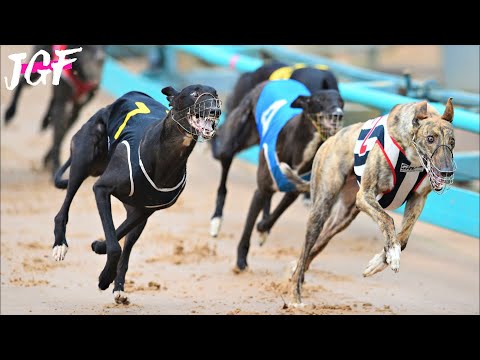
{"left": 5, "top": 107, "right": 15, "bottom": 123}
{"left": 232, "top": 264, "right": 249, "bottom": 274}
{"left": 287, "top": 302, "right": 306, "bottom": 309}
{"left": 52, "top": 244, "right": 68, "bottom": 261}
{"left": 113, "top": 291, "right": 130, "bottom": 305}
{"left": 258, "top": 231, "right": 269, "bottom": 246}
{"left": 210, "top": 217, "right": 222, "bottom": 237}
{"left": 302, "top": 196, "right": 312, "bottom": 208}
{"left": 363, "top": 251, "right": 388, "bottom": 277}
{"left": 386, "top": 244, "right": 401, "bottom": 273}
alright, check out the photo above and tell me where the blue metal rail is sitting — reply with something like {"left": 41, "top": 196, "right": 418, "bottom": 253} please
{"left": 169, "top": 45, "right": 480, "bottom": 134}
{"left": 220, "top": 45, "right": 480, "bottom": 108}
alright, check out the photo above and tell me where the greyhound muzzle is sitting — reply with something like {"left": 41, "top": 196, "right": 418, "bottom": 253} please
{"left": 171, "top": 93, "right": 222, "bottom": 141}
{"left": 309, "top": 109, "right": 344, "bottom": 139}
{"left": 186, "top": 94, "right": 222, "bottom": 140}
{"left": 412, "top": 139, "right": 456, "bottom": 194}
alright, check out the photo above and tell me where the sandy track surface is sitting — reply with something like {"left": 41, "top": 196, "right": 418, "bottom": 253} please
{"left": 1, "top": 45, "right": 478, "bottom": 315}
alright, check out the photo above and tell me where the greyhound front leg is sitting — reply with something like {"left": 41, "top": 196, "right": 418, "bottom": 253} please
{"left": 91, "top": 207, "right": 154, "bottom": 255}
{"left": 397, "top": 193, "right": 426, "bottom": 251}
{"left": 356, "top": 190, "right": 399, "bottom": 276}
{"left": 114, "top": 217, "right": 150, "bottom": 304}
{"left": 93, "top": 183, "right": 122, "bottom": 290}
{"left": 210, "top": 157, "right": 232, "bottom": 237}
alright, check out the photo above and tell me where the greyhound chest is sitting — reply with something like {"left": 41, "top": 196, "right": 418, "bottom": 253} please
{"left": 107, "top": 91, "right": 186, "bottom": 209}
{"left": 353, "top": 115, "right": 427, "bottom": 210}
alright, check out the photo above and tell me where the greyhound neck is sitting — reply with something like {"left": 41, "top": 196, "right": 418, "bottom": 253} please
{"left": 139, "top": 113, "right": 197, "bottom": 188}
{"left": 295, "top": 113, "right": 318, "bottom": 142}
{"left": 387, "top": 114, "right": 423, "bottom": 169}
{"left": 283, "top": 113, "right": 323, "bottom": 174}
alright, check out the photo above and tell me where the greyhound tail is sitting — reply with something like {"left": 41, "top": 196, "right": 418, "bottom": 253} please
{"left": 280, "top": 162, "right": 310, "bottom": 192}
{"left": 54, "top": 157, "right": 72, "bottom": 189}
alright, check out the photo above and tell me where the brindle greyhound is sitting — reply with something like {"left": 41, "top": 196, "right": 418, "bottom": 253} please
{"left": 4, "top": 45, "right": 105, "bottom": 175}
{"left": 52, "top": 85, "right": 221, "bottom": 304}
{"left": 210, "top": 62, "right": 340, "bottom": 237}
{"left": 227, "top": 79, "right": 344, "bottom": 272}
{"left": 283, "top": 99, "right": 456, "bottom": 305}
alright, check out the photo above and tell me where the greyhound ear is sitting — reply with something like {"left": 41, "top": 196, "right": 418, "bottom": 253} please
{"left": 161, "top": 86, "right": 179, "bottom": 106}
{"left": 442, "top": 97, "right": 454, "bottom": 122}
{"left": 413, "top": 100, "right": 428, "bottom": 127}
{"left": 291, "top": 95, "right": 309, "bottom": 109}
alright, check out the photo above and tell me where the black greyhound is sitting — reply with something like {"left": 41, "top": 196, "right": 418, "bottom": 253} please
{"left": 4, "top": 45, "right": 105, "bottom": 175}
{"left": 52, "top": 85, "right": 221, "bottom": 304}
{"left": 210, "top": 62, "right": 340, "bottom": 237}
{"left": 227, "top": 79, "right": 344, "bottom": 272}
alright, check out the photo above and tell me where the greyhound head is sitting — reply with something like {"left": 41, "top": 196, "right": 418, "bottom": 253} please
{"left": 291, "top": 89, "right": 344, "bottom": 139}
{"left": 162, "top": 84, "right": 222, "bottom": 140}
{"left": 70, "top": 45, "right": 105, "bottom": 84}
{"left": 410, "top": 98, "right": 456, "bottom": 193}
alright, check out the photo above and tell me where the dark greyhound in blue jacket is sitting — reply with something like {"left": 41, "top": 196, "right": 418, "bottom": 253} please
{"left": 210, "top": 62, "right": 340, "bottom": 238}
{"left": 224, "top": 79, "right": 344, "bottom": 272}
{"left": 3, "top": 45, "right": 105, "bottom": 175}
{"left": 52, "top": 85, "right": 221, "bottom": 304}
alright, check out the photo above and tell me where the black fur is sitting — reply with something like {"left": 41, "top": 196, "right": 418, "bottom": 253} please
{"left": 223, "top": 82, "right": 344, "bottom": 271}
{"left": 209, "top": 62, "right": 341, "bottom": 239}
{"left": 52, "top": 85, "right": 221, "bottom": 297}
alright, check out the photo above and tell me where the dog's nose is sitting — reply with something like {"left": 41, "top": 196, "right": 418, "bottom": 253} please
{"left": 332, "top": 107, "right": 344, "bottom": 117}
{"left": 209, "top": 109, "right": 221, "bottom": 117}
{"left": 440, "top": 170, "right": 454, "bottom": 178}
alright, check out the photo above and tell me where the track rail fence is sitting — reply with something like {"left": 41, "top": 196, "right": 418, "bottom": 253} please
{"left": 101, "top": 45, "right": 479, "bottom": 238}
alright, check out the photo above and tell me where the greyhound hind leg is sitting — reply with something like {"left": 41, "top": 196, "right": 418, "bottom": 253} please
{"left": 113, "top": 210, "right": 152, "bottom": 304}
{"left": 234, "top": 189, "right": 272, "bottom": 272}
{"left": 52, "top": 111, "right": 108, "bottom": 261}
{"left": 4, "top": 80, "right": 25, "bottom": 123}
{"left": 304, "top": 175, "right": 359, "bottom": 271}
{"left": 4, "top": 73, "right": 40, "bottom": 123}
{"left": 40, "top": 96, "right": 55, "bottom": 131}
{"left": 257, "top": 193, "right": 272, "bottom": 246}
{"left": 210, "top": 157, "right": 232, "bottom": 237}
{"left": 290, "top": 147, "right": 351, "bottom": 305}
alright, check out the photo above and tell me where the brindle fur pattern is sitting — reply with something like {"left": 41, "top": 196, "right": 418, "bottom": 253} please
{"left": 286, "top": 99, "right": 456, "bottom": 305}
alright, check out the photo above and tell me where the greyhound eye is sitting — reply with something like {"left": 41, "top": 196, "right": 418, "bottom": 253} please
{"left": 450, "top": 138, "right": 455, "bottom": 147}
{"left": 427, "top": 135, "right": 434, "bottom": 144}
